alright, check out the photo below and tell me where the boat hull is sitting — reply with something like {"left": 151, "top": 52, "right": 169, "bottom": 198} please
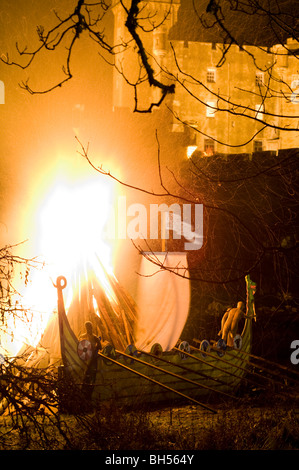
{"left": 56, "top": 274, "right": 255, "bottom": 410}
{"left": 95, "top": 345, "right": 250, "bottom": 407}
{"left": 59, "top": 321, "right": 251, "bottom": 409}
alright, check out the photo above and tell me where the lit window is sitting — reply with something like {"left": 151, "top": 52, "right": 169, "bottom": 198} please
{"left": 253, "top": 140, "right": 263, "bottom": 152}
{"left": 291, "top": 74, "right": 299, "bottom": 89}
{"left": 204, "top": 139, "right": 215, "bottom": 155}
{"left": 187, "top": 146, "right": 197, "bottom": 158}
{"left": 255, "top": 103, "right": 264, "bottom": 120}
{"left": 207, "top": 68, "right": 216, "bottom": 83}
{"left": 255, "top": 71, "right": 264, "bottom": 87}
{"left": 206, "top": 101, "right": 216, "bottom": 117}
{"left": 0, "top": 80, "right": 4, "bottom": 104}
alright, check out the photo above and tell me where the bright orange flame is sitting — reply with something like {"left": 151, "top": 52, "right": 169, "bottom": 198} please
{"left": 36, "top": 176, "right": 114, "bottom": 276}
{"left": 7, "top": 168, "right": 116, "bottom": 354}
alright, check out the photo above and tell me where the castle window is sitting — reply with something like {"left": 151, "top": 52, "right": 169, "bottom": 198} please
{"left": 291, "top": 74, "right": 299, "bottom": 88}
{"left": 0, "top": 81, "right": 4, "bottom": 104}
{"left": 206, "top": 101, "right": 216, "bottom": 117}
{"left": 207, "top": 68, "right": 216, "bottom": 83}
{"left": 255, "top": 103, "right": 264, "bottom": 121}
{"left": 187, "top": 145, "right": 197, "bottom": 158}
{"left": 253, "top": 140, "right": 263, "bottom": 152}
{"left": 204, "top": 139, "right": 215, "bottom": 155}
{"left": 255, "top": 71, "right": 264, "bottom": 87}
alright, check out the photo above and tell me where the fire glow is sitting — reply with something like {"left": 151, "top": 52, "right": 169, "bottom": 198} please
{"left": 7, "top": 170, "right": 116, "bottom": 354}
{"left": 35, "top": 175, "right": 114, "bottom": 278}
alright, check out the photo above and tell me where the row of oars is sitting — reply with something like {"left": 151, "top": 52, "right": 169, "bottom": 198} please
{"left": 192, "top": 338, "right": 299, "bottom": 397}
{"left": 223, "top": 346, "right": 299, "bottom": 382}
{"left": 98, "top": 349, "right": 218, "bottom": 414}
{"left": 98, "top": 340, "right": 255, "bottom": 413}
{"left": 222, "top": 348, "right": 299, "bottom": 394}
{"left": 98, "top": 336, "right": 299, "bottom": 413}
{"left": 174, "top": 345, "right": 287, "bottom": 398}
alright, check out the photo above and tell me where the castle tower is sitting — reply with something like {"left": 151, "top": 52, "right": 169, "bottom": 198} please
{"left": 111, "top": 0, "right": 180, "bottom": 111}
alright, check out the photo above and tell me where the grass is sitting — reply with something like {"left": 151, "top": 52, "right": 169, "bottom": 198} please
{"left": 1, "top": 391, "right": 299, "bottom": 450}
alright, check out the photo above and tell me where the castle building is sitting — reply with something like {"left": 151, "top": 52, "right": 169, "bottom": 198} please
{"left": 111, "top": 0, "right": 298, "bottom": 156}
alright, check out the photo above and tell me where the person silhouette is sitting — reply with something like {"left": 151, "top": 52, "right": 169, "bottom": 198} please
{"left": 79, "top": 321, "right": 102, "bottom": 401}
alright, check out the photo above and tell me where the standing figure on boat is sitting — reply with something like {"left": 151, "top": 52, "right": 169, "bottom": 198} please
{"left": 218, "top": 302, "right": 247, "bottom": 347}
{"left": 80, "top": 321, "right": 102, "bottom": 353}
{"left": 79, "top": 321, "right": 102, "bottom": 400}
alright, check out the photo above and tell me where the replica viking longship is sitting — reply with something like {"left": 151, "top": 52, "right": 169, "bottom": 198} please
{"left": 55, "top": 253, "right": 257, "bottom": 412}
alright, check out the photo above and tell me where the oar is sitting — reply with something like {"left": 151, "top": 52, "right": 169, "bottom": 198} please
{"left": 218, "top": 346, "right": 299, "bottom": 383}
{"left": 220, "top": 348, "right": 299, "bottom": 388}
{"left": 116, "top": 350, "right": 234, "bottom": 399}
{"left": 173, "top": 346, "right": 269, "bottom": 391}
{"left": 194, "top": 336, "right": 299, "bottom": 380}
{"left": 188, "top": 345, "right": 293, "bottom": 396}
{"left": 138, "top": 350, "right": 236, "bottom": 399}
{"left": 97, "top": 351, "right": 217, "bottom": 413}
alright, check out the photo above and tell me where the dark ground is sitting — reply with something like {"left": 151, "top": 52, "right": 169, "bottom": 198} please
{"left": 1, "top": 386, "right": 298, "bottom": 451}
